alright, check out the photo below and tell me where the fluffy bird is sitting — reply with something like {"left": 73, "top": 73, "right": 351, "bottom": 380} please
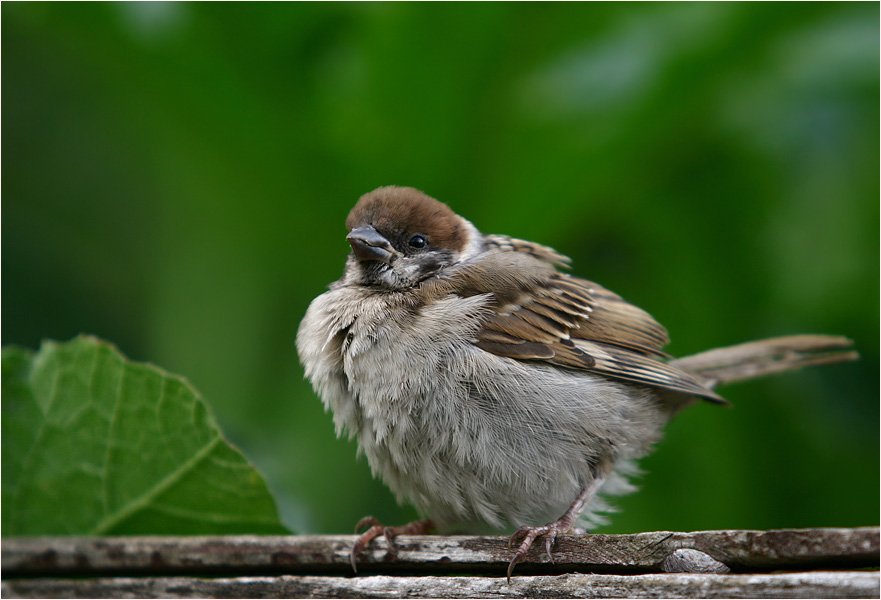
{"left": 297, "top": 185, "right": 855, "bottom": 579}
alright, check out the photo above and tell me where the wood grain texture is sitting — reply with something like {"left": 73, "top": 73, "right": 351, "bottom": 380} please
{"left": 3, "top": 527, "right": 877, "bottom": 578}
{"left": 3, "top": 571, "right": 879, "bottom": 599}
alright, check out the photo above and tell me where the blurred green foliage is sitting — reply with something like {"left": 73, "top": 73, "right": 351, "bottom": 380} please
{"left": 2, "top": 336, "right": 288, "bottom": 536}
{"left": 3, "top": 3, "right": 878, "bottom": 535}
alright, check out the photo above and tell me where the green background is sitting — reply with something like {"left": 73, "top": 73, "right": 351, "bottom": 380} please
{"left": 3, "top": 2, "right": 878, "bottom": 536}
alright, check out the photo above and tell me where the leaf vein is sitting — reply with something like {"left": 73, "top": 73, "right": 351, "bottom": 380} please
{"left": 9, "top": 348, "right": 62, "bottom": 534}
{"left": 90, "top": 435, "right": 223, "bottom": 535}
{"left": 101, "top": 347, "right": 126, "bottom": 522}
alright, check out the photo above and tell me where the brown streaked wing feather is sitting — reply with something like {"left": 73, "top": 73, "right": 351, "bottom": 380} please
{"left": 547, "top": 338, "right": 597, "bottom": 370}
{"left": 478, "top": 272, "right": 671, "bottom": 359}
{"left": 521, "top": 300, "right": 580, "bottom": 329}
{"left": 483, "top": 234, "right": 571, "bottom": 268}
{"left": 476, "top": 323, "right": 722, "bottom": 402}
{"left": 438, "top": 235, "right": 717, "bottom": 401}
{"left": 570, "top": 339, "right": 726, "bottom": 404}
{"left": 552, "top": 275, "right": 670, "bottom": 356}
{"left": 473, "top": 339, "right": 555, "bottom": 360}
{"left": 480, "top": 313, "right": 561, "bottom": 345}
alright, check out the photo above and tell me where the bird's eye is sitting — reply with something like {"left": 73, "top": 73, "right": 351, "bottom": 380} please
{"left": 408, "top": 234, "right": 427, "bottom": 249}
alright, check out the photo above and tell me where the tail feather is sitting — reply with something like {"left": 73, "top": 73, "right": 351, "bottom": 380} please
{"left": 669, "top": 335, "right": 858, "bottom": 389}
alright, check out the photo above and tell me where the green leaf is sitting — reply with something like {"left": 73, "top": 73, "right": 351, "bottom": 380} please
{"left": 1, "top": 335, "right": 290, "bottom": 536}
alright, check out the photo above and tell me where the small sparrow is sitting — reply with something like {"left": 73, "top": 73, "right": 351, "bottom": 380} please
{"left": 297, "top": 186, "right": 856, "bottom": 579}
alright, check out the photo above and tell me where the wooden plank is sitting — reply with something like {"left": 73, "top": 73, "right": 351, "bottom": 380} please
{"left": 2, "top": 571, "right": 878, "bottom": 599}
{"left": 2, "top": 527, "right": 877, "bottom": 578}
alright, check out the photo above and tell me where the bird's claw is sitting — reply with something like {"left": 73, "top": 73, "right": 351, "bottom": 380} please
{"left": 351, "top": 517, "right": 387, "bottom": 573}
{"left": 349, "top": 517, "right": 433, "bottom": 573}
{"left": 506, "top": 522, "right": 567, "bottom": 584}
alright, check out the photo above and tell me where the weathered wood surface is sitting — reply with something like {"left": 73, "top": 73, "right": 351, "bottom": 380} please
{"left": 3, "top": 528, "right": 877, "bottom": 599}
{"left": 2, "top": 571, "right": 879, "bottom": 599}
{"left": 3, "top": 527, "right": 877, "bottom": 578}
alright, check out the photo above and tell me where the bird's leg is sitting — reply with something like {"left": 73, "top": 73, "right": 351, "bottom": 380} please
{"left": 506, "top": 474, "right": 606, "bottom": 583}
{"left": 350, "top": 517, "right": 434, "bottom": 572}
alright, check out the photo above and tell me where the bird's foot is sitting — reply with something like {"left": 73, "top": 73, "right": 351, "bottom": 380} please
{"left": 505, "top": 475, "right": 606, "bottom": 583}
{"left": 350, "top": 517, "right": 434, "bottom": 572}
{"left": 506, "top": 519, "right": 576, "bottom": 583}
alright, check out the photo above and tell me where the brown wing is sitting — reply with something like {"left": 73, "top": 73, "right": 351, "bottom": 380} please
{"left": 461, "top": 237, "right": 725, "bottom": 404}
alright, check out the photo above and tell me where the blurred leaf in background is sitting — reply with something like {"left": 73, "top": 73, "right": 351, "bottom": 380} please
{"left": 2, "top": 3, "right": 877, "bottom": 535}
{"left": 2, "top": 336, "right": 288, "bottom": 535}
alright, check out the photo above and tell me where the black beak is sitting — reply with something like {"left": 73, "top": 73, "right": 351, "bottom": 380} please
{"left": 347, "top": 226, "right": 399, "bottom": 263}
